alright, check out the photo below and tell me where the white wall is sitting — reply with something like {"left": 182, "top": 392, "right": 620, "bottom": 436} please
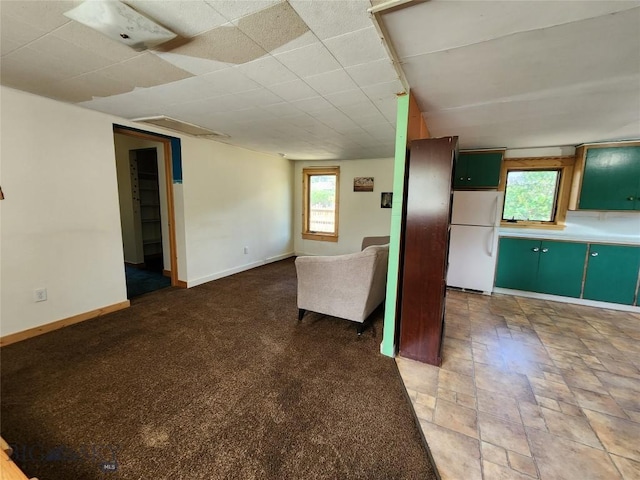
{"left": 293, "top": 158, "right": 394, "bottom": 256}
{"left": 0, "top": 86, "right": 294, "bottom": 336}
{"left": 181, "top": 137, "right": 294, "bottom": 286}
{"left": 113, "top": 134, "right": 169, "bottom": 268}
{"left": 0, "top": 87, "right": 127, "bottom": 337}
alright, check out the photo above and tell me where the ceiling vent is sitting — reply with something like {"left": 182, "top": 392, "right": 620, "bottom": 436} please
{"left": 132, "top": 116, "right": 230, "bottom": 138}
{"left": 64, "top": 0, "right": 177, "bottom": 51}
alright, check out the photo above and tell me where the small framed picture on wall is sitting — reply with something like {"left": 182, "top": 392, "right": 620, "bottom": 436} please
{"left": 381, "top": 192, "right": 392, "bottom": 208}
{"left": 353, "top": 177, "right": 374, "bottom": 192}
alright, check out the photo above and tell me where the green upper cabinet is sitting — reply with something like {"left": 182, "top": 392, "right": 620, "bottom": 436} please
{"left": 577, "top": 145, "right": 640, "bottom": 211}
{"left": 583, "top": 244, "right": 640, "bottom": 305}
{"left": 454, "top": 151, "right": 503, "bottom": 189}
{"left": 536, "top": 241, "right": 587, "bottom": 298}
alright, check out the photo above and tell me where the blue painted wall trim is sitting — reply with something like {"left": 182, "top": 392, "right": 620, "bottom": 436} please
{"left": 113, "top": 124, "right": 182, "bottom": 184}
{"left": 170, "top": 138, "right": 183, "bottom": 184}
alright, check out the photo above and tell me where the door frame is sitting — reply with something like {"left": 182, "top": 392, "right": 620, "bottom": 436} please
{"left": 113, "top": 125, "right": 183, "bottom": 288}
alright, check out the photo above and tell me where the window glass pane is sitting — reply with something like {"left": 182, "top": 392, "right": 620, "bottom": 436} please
{"left": 308, "top": 174, "right": 336, "bottom": 233}
{"left": 503, "top": 170, "right": 560, "bottom": 222}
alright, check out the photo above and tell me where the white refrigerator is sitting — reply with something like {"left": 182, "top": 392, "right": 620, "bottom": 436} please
{"left": 447, "top": 191, "right": 504, "bottom": 294}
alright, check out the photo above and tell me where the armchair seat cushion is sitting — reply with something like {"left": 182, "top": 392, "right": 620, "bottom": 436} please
{"left": 295, "top": 243, "right": 389, "bottom": 324}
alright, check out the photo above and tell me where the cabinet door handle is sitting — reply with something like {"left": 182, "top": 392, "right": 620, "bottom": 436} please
{"left": 467, "top": 177, "right": 471, "bottom": 181}
{"left": 541, "top": 248, "right": 549, "bottom": 253}
{"left": 591, "top": 252, "right": 599, "bottom": 257}
{"left": 627, "top": 196, "right": 635, "bottom": 201}
{"left": 459, "top": 177, "right": 464, "bottom": 181}
{"left": 531, "top": 247, "right": 540, "bottom": 252}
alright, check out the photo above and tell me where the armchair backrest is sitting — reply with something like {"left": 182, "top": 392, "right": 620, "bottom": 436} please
{"left": 361, "top": 236, "right": 391, "bottom": 251}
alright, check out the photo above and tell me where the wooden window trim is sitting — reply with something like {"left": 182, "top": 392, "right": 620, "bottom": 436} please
{"left": 302, "top": 167, "right": 340, "bottom": 242}
{"left": 498, "top": 156, "right": 575, "bottom": 229}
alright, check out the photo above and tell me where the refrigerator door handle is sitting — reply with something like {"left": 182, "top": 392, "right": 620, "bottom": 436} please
{"left": 493, "top": 195, "right": 499, "bottom": 225}
{"left": 489, "top": 227, "right": 496, "bottom": 257}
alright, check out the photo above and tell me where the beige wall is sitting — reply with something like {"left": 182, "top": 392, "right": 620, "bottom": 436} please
{"left": 293, "top": 158, "right": 394, "bottom": 256}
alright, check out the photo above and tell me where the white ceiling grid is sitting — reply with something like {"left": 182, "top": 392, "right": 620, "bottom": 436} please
{"left": 381, "top": 0, "right": 640, "bottom": 150}
{"left": 0, "top": 0, "right": 402, "bottom": 160}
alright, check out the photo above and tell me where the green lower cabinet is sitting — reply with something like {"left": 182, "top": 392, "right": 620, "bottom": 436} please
{"left": 536, "top": 241, "right": 588, "bottom": 298}
{"left": 495, "top": 238, "right": 586, "bottom": 298}
{"left": 495, "top": 238, "right": 541, "bottom": 292}
{"left": 583, "top": 244, "right": 640, "bottom": 305}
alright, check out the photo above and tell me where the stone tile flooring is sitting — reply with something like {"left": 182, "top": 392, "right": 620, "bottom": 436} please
{"left": 396, "top": 291, "right": 640, "bottom": 480}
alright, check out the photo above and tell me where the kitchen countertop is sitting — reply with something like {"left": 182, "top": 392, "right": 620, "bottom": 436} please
{"left": 499, "top": 228, "right": 640, "bottom": 245}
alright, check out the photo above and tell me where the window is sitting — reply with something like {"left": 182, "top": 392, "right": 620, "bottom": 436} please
{"left": 302, "top": 167, "right": 339, "bottom": 242}
{"left": 503, "top": 169, "right": 561, "bottom": 222}
{"left": 498, "top": 157, "right": 575, "bottom": 229}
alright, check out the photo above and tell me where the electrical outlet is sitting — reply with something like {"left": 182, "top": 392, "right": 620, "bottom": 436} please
{"left": 243, "top": 246, "right": 249, "bottom": 254}
{"left": 35, "top": 288, "right": 47, "bottom": 302}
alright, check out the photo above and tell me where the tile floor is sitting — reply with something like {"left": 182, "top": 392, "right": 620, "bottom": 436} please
{"left": 396, "top": 291, "right": 640, "bottom": 480}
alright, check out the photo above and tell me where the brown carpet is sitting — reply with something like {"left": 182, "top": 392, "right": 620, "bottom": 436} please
{"left": 1, "top": 258, "right": 436, "bottom": 480}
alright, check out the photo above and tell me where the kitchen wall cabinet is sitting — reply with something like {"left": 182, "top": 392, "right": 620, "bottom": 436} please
{"left": 495, "top": 238, "right": 587, "bottom": 298}
{"left": 399, "top": 136, "right": 457, "bottom": 366}
{"left": 583, "top": 244, "right": 640, "bottom": 305}
{"left": 570, "top": 143, "right": 640, "bottom": 211}
{"left": 454, "top": 151, "right": 503, "bottom": 189}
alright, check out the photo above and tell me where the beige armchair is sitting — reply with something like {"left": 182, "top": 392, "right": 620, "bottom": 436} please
{"left": 295, "top": 239, "right": 390, "bottom": 334}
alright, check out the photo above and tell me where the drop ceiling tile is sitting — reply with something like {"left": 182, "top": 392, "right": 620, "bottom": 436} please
{"left": 290, "top": 96, "right": 335, "bottom": 113}
{"left": 322, "top": 26, "right": 387, "bottom": 68}
{"left": 362, "top": 80, "right": 404, "bottom": 102}
{"left": 338, "top": 101, "right": 383, "bottom": 121}
{"left": 100, "top": 52, "right": 193, "bottom": 90}
{"left": 127, "top": 0, "right": 228, "bottom": 37}
{"left": 0, "top": 14, "right": 47, "bottom": 55}
{"left": 260, "top": 102, "right": 304, "bottom": 117}
{"left": 273, "top": 41, "right": 341, "bottom": 78}
{"left": 28, "top": 34, "right": 116, "bottom": 74}
{"left": 269, "top": 30, "right": 319, "bottom": 55}
{"left": 163, "top": 23, "right": 268, "bottom": 65}
{"left": 0, "top": 38, "right": 22, "bottom": 57}
{"left": 345, "top": 58, "right": 399, "bottom": 87}
{"left": 235, "top": 55, "right": 298, "bottom": 87}
{"left": 56, "top": 73, "right": 138, "bottom": 103}
{"left": 234, "top": 1, "right": 309, "bottom": 53}
{"left": 354, "top": 111, "right": 389, "bottom": 127}
{"left": 402, "top": 10, "right": 640, "bottom": 111}
{"left": 0, "top": 0, "right": 76, "bottom": 31}
{"left": 236, "top": 87, "right": 284, "bottom": 107}
{"left": 324, "top": 88, "right": 370, "bottom": 108}
{"left": 303, "top": 69, "right": 358, "bottom": 96}
{"left": 152, "top": 51, "right": 231, "bottom": 75}
{"left": 133, "top": 75, "right": 215, "bottom": 105}
{"left": 1, "top": 47, "right": 81, "bottom": 90}
{"left": 289, "top": 0, "right": 373, "bottom": 40}
{"left": 383, "top": 0, "right": 640, "bottom": 58}
{"left": 80, "top": 91, "right": 170, "bottom": 117}
{"left": 207, "top": 0, "right": 281, "bottom": 22}
{"left": 267, "top": 79, "right": 318, "bottom": 102}
{"left": 198, "top": 67, "right": 261, "bottom": 96}
{"left": 361, "top": 122, "right": 396, "bottom": 138}
{"left": 52, "top": 21, "right": 140, "bottom": 62}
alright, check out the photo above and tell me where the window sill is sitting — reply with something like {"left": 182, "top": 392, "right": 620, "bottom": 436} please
{"left": 500, "top": 222, "right": 566, "bottom": 230}
{"left": 302, "top": 233, "right": 339, "bottom": 242}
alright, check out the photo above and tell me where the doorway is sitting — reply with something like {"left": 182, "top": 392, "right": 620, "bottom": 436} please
{"left": 113, "top": 127, "right": 181, "bottom": 298}
{"left": 125, "top": 148, "right": 171, "bottom": 297}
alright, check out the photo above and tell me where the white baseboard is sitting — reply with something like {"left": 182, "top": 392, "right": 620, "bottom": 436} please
{"left": 492, "top": 288, "right": 640, "bottom": 313}
{"left": 187, "top": 252, "right": 295, "bottom": 288}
